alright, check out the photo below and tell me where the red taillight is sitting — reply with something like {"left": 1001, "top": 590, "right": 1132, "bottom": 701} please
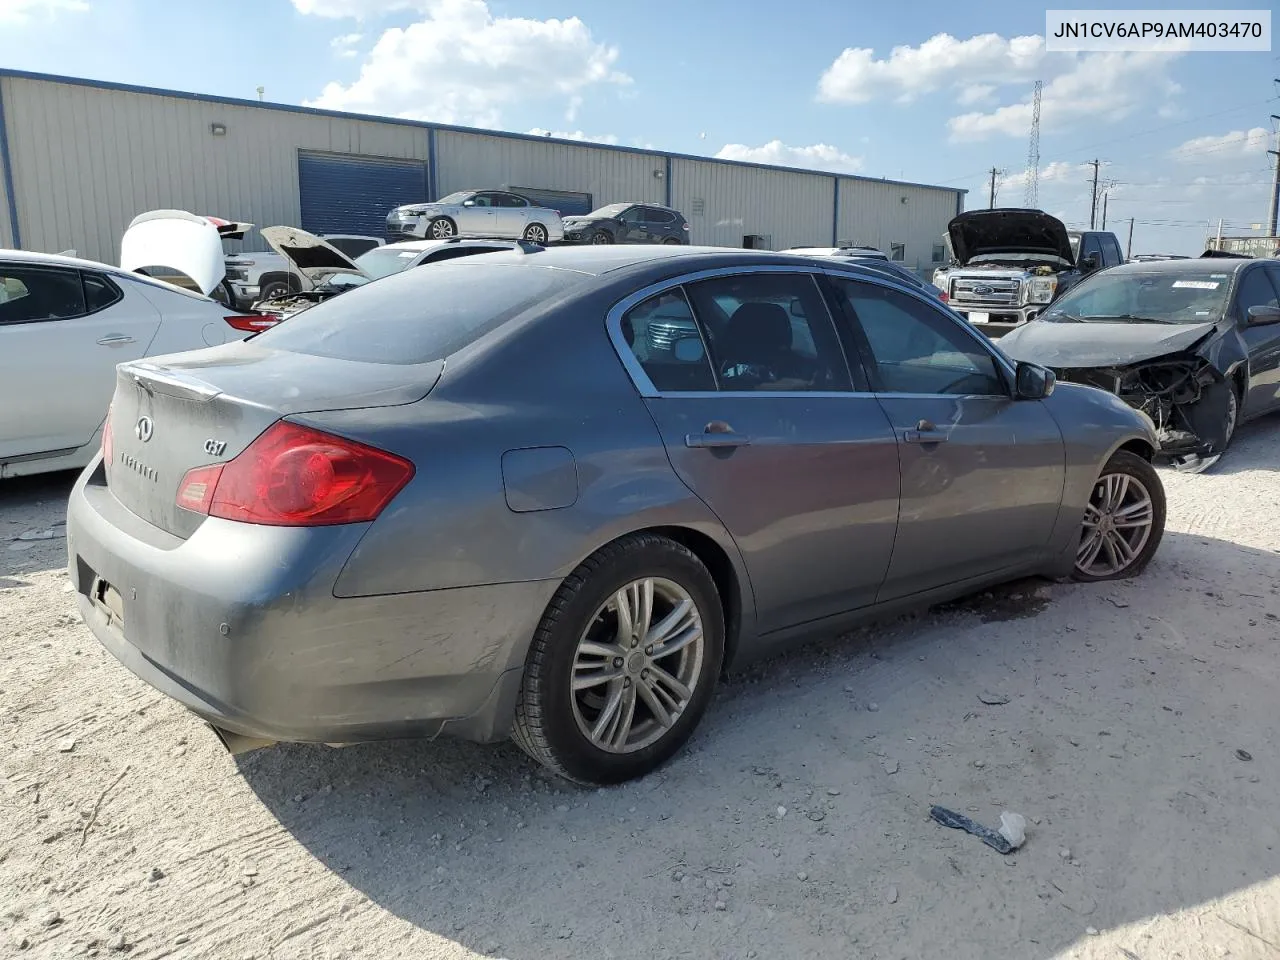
{"left": 102, "top": 409, "right": 114, "bottom": 466}
{"left": 225, "top": 314, "right": 281, "bottom": 332}
{"left": 176, "top": 422, "right": 414, "bottom": 526}
{"left": 938, "top": 291, "right": 949, "bottom": 302}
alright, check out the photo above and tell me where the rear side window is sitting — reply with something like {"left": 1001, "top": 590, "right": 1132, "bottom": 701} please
{"left": 621, "top": 290, "right": 716, "bottom": 392}
{"left": 83, "top": 272, "right": 123, "bottom": 312}
{"left": 0, "top": 265, "right": 87, "bottom": 325}
{"left": 253, "top": 262, "right": 582, "bottom": 364}
{"left": 646, "top": 208, "right": 675, "bottom": 224}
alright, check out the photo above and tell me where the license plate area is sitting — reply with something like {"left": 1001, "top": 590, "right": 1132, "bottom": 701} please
{"left": 967, "top": 311, "right": 990, "bottom": 324}
{"left": 92, "top": 576, "right": 125, "bottom": 629}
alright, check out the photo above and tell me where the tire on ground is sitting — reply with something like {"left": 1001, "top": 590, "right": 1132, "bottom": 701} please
{"left": 511, "top": 532, "right": 725, "bottom": 784}
{"left": 1072, "top": 450, "right": 1166, "bottom": 583}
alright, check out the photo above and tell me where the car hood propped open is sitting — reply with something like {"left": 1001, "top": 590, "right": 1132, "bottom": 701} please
{"left": 947, "top": 208, "right": 1075, "bottom": 266}
{"left": 120, "top": 209, "right": 228, "bottom": 296}
{"left": 261, "top": 226, "right": 369, "bottom": 289}
{"left": 999, "top": 318, "right": 1219, "bottom": 368}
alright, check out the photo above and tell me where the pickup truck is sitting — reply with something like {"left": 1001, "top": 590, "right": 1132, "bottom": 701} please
{"left": 931, "top": 209, "right": 1124, "bottom": 338}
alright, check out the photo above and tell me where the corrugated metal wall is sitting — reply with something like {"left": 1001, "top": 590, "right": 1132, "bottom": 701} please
{"left": 0, "top": 79, "right": 16, "bottom": 248}
{"left": 837, "top": 178, "right": 960, "bottom": 275}
{"left": 0, "top": 73, "right": 965, "bottom": 268}
{"left": 435, "top": 132, "right": 663, "bottom": 210}
{"left": 0, "top": 76, "right": 428, "bottom": 263}
{"left": 672, "top": 159, "right": 834, "bottom": 250}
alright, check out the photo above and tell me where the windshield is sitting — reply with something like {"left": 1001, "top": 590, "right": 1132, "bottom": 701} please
{"left": 436, "top": 191, "right": 473, "bottom": 205}
{"left": 1043, "top": 268, "right": 1233, "bottom": 324}
{"left": 584, "top": 203, "right": 630, "bottom": 218}
{"left": 252, "top": 262, "right": 584, "bottom": 364}
{"left": 355, "top": 246, "right": 423, "bottom": 279}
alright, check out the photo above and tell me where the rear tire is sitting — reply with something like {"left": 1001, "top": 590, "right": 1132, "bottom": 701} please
{"left": 427, "top": 217, "right": 456, "bottom": 240}
{"left": 523, "top": 223, "right": 549, "bottom": 244}
{"left": 512, "top": 533, "right": 725, "bottom": 785}
{"left": 663, "top": 238, "right": 681, "bottom": 245}
{"left": 1072, "top": 451, "right": 1166, "bottom": 582}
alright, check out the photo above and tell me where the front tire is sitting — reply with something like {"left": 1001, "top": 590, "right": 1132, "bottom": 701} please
{"left": 523, "top": 223, "right": 548, "bottom": 244}
{"left": 1073, "top": 450, "right": 1166, "bottom": 582}
{"left": 591, "top": 229, "right": 614, "bottom": 245}
{"left": 512, "top": 533, "right": 725, "bottom": 785}
{"left": 258, "top": 278, "right": 291, "bottom": 301}
{"left": 427, "top": 216, "right": 456, "bottom": 239}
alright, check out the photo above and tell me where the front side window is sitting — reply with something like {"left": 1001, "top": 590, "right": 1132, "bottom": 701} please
{"left": 832, "top": 277, "right": 1006, "bottom": 396}
{"left": 1236, "top": 267, "right": 1280, "bottom": 321}
{"left": 0, "top": 265, "right": 88, "bottom": 325}
{"left": 685, "top": 273, "right": 853, "bottom": 392}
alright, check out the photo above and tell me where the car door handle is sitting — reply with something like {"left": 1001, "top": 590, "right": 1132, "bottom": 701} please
{"left": 686, "top": 421, "right": 751, "bottom": 448}
{"left": 97, "top": 335, "right": 135, "bottom": 346}
{"left": 903, "top": 419, "right": 949, "bottom": 444}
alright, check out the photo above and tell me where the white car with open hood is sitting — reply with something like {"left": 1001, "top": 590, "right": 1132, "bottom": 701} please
{"left": 0, "top": 211, "right": 262, "bottom": 479}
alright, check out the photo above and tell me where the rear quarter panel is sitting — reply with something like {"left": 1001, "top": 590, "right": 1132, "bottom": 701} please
{"left": 318, "top": 278, "right": 752, "bottom": 638}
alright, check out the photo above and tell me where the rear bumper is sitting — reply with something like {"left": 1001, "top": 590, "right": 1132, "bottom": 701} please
{"left": 67, "top": 460, "right": 557, "bottom": 745}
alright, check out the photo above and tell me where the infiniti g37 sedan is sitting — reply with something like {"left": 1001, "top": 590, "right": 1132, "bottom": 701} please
{"left": 68, "top": 245, "right": 1165, "bottom": 784}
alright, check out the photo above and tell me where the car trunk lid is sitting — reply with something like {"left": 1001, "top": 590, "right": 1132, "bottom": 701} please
{"left": 120, "top": 210, "right": 228, "bottom": 296}
{"left": 105, "top": 343, "right": 442, "bottom": 538}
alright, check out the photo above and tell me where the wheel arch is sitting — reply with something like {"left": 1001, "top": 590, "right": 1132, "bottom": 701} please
{"left": 256, "top": 271, "right": 300, "bottom": 293}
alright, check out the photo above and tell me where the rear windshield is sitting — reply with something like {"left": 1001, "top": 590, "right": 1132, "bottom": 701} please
{"left": 251, "top": 261, "right": 583, "bottom": 364}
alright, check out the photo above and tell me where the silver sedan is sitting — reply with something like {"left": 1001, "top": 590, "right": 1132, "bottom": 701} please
{"left": 67, "top": 245, "right": 1165, "bottom": 784}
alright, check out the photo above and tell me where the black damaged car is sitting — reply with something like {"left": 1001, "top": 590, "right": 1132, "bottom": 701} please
{"left": 998, "top": 255, "right": 1280, "bottom": 472}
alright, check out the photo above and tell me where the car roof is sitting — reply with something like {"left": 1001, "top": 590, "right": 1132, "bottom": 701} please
{"left": 1104, "top": 257, "right": 1253, "bottom": 275}
{"left": 433, "top": 244, "right": 923, "bottom": 284}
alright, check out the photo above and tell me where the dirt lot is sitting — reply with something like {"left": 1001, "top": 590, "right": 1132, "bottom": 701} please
{"left": 3, "top": 425, "right": 1280, "bottom": 960}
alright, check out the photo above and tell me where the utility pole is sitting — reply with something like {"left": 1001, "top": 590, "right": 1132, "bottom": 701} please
{"left": 1101, "top": 190, "right": 1109, "bottom": 230}
{"left": 1126, "top": 217, "right": 1134, "bottom": 258}
{"left": 988, "top": 167, "right": 1000, "bottom": 209}
{"left": 1268, "top": 109, "right": 1280, "bottom": 237}
{"left": 1087, "top": 159, "right": 1101, "bottom": 229}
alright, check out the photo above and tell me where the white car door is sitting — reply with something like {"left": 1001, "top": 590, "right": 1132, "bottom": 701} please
{"left": 0, "top": 263, "right": 159, "bottom": 460}
{"left": 454, "top": 193, "right": 498, "bottom": 236}
{"left": 492, "top": 193, "right": 530, "bottom": 236}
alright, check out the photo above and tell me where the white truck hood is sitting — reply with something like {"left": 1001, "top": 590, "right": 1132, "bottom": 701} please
{"left": 119, "top": 209, "right": 230, "bottom": 296}
{"left": 261, "top": 225, "right": 369, "bottom": 290}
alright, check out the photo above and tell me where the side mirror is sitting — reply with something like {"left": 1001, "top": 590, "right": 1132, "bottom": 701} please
{"left": 1080, "top": 253, "right": 1100, "bottom": 272}
{"left": 1015, "top": 361, "right": 1056, "bottom": 400}
{"left": 1247, "top": 304, "right": 1280, "bottom": 326}
{"left": 462, "top": 200, "right": 476, "bottom": 207}
{"left": 673, "top": 337, "right": 706, "bottom": 363}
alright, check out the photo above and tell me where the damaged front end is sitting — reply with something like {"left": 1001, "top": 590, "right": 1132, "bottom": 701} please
{"left": 1054, "top": 355, "right": 1236, "bottom": 473}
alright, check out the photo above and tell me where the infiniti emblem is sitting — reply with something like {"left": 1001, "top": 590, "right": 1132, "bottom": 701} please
{"left": 135, "top": 415, "right": 154, "bottom": 443}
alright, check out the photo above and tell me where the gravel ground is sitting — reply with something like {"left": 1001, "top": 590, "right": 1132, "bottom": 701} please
{"left": 3, "top": 423, "right": 1280, "bottom": 960}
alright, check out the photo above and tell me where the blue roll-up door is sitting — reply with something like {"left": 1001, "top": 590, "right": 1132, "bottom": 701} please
{"left": 510, "top": 187, "right": 593, "bottom": 216}
{"left": 298, "top": 152, "right": 428, "bottom": 238}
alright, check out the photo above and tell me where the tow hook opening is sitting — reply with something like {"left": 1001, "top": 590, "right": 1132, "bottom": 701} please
{"left": 209, "top": 724, "right": 277, "bottom": 756}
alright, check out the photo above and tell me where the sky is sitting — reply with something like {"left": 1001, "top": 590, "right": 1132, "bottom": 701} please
{"left": 1, "top": 0, "right": 1278, "bottom": 255}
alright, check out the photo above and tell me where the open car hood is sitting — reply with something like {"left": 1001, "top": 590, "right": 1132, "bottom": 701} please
{"left": 999, "top": 318, "right": 1219, "bottom": 368}
{"left": 261, "top": 226, "right": 369, "bottom": 288}
{"left": 119, "top": 209, "right": 228, "bottom": 296}
{"left": 947, "top": 208, "right": 1075, "bottom": 266}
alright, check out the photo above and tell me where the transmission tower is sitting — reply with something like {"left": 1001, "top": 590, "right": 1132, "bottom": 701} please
{"left": 1024, "top": 80, "right": 1043, "bottom": 208}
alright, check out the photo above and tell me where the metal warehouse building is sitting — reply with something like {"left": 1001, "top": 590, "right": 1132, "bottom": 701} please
{"left": 0, "top": 69, "right": 964, "bottom": 273}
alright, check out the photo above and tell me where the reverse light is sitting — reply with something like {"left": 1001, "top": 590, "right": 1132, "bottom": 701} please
{"left": 224, "top": 314, "right": 281, "bottom": 332}
{"left": 176, "top": 422, "right": 414, "bottom": 526}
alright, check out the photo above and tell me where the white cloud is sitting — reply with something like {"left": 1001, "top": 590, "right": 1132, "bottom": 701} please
{"left": 0, "top": 0, "right": 87, "bottom": 24}
{"left": 947, "top": 52, "right": 1181, "bottom": 141}
{"left": 291, "top": 0, "right": 422, "bottom": 17}
{"left": 957, "top": 84, "right": 996, "bottom": 106}
{"left": 525, "top": 128, "right": 619, "bottom": 145}
{"left": 1171, "top": 127, "right": 1271, "bottom": 163}
{"left": 329, "top": 32, "right": 362, "bottom": 58}
{"left": 302, "top": 0, "right": 630, "bottom": 126}
{"left": 999, "top": 160, "right": 1093, "bottom": 191}
{"left": 818, "top": 33, "right": 1044, "bottom": 104}
{"left": 714, "top": 140, "right": 864, "bottom": 173}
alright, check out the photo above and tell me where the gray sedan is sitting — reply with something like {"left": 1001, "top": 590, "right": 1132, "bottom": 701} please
{"left": 67, "top": 246, "right": 1165, "bottom": 784}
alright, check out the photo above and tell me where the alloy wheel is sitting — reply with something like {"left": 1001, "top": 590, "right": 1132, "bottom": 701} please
{"left": 569, "top": 577, "right": 705, "bottom": 754}
{"left": 1077, "top": 472, "right": 1156, "bottom": 577}
{"left": 430, "top": 219, "right": 455, "bottom": 239}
